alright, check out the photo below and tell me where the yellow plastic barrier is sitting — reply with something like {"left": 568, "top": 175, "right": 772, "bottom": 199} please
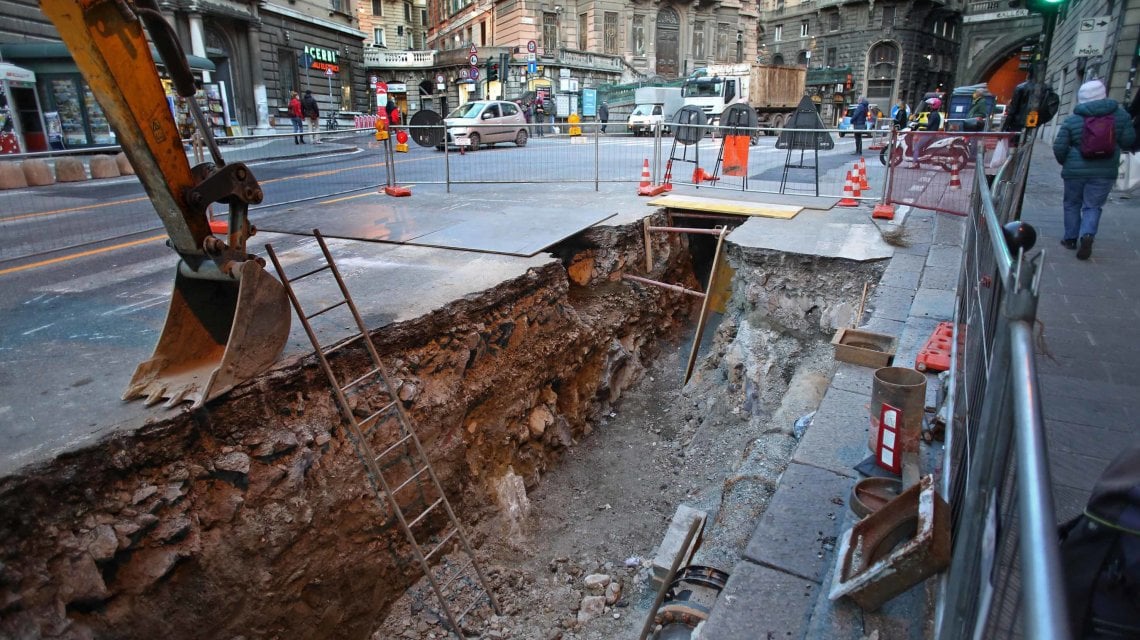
{"left": 568, "top": 112, "right": 581, "bottom": 137}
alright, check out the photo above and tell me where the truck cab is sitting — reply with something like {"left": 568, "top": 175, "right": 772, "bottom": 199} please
{"left": 681, "top": 71, "right": 745, "bottom": 123}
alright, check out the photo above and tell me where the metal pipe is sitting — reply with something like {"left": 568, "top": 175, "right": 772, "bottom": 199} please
{"left": 639, "top": 516, "right": 702, "bottom": 640}
{"left": 1010, "top": 320, "right": 1071, "bottom": 640}
{"left": 643, "top": 219, "right": 654, "bottom": 273}
{"left": 595, "top": 120, "right": 600, "bottom": 191}
{"left": 622, "top": 274, "right": 706, "bottom": 298}
{"left": 647, "top": 226, "right": 728, "bottom": 236}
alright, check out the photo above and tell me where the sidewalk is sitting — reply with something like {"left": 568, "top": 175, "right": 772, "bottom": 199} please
{"left": 701, "top": 140, "right": 1140, "bottom": 638}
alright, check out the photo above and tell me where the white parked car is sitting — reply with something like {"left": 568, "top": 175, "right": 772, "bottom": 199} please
{"left": 440, "top": 100, "right": 529, "bottom": 151}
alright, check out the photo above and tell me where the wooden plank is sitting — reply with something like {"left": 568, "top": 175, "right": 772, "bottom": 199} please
{"left": 647, "top": 194, "right": 803, "bottom": 219}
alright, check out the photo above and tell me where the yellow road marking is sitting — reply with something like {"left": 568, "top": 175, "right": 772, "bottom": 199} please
{"left": 0, "top": 234, "right": 166, "bottom": 277}
{"left": 4, "top": 196, "right": 150, "bottom": 222}
{"left": 320, "top": 191, "right": 382, "bottom": 205}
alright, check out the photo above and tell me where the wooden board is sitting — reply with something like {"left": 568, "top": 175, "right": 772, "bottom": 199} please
{"left": 647, "top": 194, "right": 803, "bottom": 219}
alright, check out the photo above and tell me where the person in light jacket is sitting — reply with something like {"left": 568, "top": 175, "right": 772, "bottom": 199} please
{"left": 1052, "top": 79, "right": 1135, "bottom": 260}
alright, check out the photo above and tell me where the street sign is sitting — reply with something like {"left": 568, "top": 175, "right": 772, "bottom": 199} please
{"left": 1074, "top": 16, "right": 1112, "bottom": 57}
{"left": 469, "top": 66, "right": 480, "bottom": 81}
{"left": 325, "top": 67, "right": 335, "bottom": 76}
{"left": 469, "top": 44, "right": 478, "bottom": 55}
{"left": 300, "top": 53, "right": 314, "bottom": 68}
{"left": 527, "top": 40, "right": 536, "bottom": 53}
{"left": 527, "top": 61, "right": 537, "bottom": 74}
{"left": 469, "top": 54, "right": 479, "bottom": 66}
{"left": 370, "top": 75, "right": 378, "bottom": 86}
{"left": 375, "top": 82, "right": 387, "bottom": 96}
{"left": 527, "top": 53, "right": 536, "bottom": 62}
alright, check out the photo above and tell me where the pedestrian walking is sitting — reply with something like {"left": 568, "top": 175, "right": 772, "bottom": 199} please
{"left": 288, "top": 91, "right": 304, "bottom": 144}
{"left": 598, "top": 101, "right": 609, "bottom": 134}
{"left": 301, "top": 90, "right": 320, "bottom": 142}
{"left": 1052, "top": 79, "right": 1135, "bottom": 260}
{"left": 850, "top": 97, "right": 869, "bottom": 155}
{"left": 534, "top": 100, "right": 546, "bottom": 137}
{"left": 892, "top": 98, "right": 909, "bottom": 131}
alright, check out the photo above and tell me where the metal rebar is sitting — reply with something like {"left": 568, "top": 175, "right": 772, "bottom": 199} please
{"left": 622, "top": 274, "right": 705, "bottom": 298}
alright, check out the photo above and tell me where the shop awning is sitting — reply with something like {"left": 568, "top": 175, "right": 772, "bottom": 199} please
{"left": 0, "top": 62, "right": 36, "bottom": 84}
{"left": 0, "top": 42, "right": 216, "bottom": 72}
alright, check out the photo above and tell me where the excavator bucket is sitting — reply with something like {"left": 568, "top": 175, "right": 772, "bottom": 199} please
{"left": 43, "top": 0, "right": 291, "bottom": 408}
{"left": 124, "top": 261, "right": 291, "bottom": 408}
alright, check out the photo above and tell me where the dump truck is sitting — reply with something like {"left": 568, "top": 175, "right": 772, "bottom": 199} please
{"left": 680, "top": 64, "right": 806, "bottom": 134}
{"left": 627, "top": 86, "right": 684, "bottom": 136}
{"left": 43, "top": 0, "right": 291, "bottom": 408}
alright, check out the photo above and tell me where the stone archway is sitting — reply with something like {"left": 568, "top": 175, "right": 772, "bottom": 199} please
{"left": 655, "top": 7, "right": 680, "bottom": 77}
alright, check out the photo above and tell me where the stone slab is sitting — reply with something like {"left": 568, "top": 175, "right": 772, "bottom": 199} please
{"left": 699, "top": 561, "right": 818, "bottom": 640}
{"left": 865, "top": 284, "right": 917, "bottom": 323}
{"left": 730, "top": 209, "right": 896, "bottom": 262}
{"left": 743, "top": 461, "right": 852, "bottom": 583}
{"left": 792, "top": 387, "right": 869, "bottom": 478}
{"left": 651, "top": 505, "right": 706, "bottom": 586}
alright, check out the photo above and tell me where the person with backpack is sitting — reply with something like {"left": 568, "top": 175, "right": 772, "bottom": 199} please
{"left": 301, "top": 90, "right": 320, "bottom": 141}
{"left": 1052, "top": 79, "right": 1135, "bottom": 260}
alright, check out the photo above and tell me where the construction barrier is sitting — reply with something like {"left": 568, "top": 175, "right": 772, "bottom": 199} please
{"left": 881, "top": 131, "right": 1016, "bottom": 217}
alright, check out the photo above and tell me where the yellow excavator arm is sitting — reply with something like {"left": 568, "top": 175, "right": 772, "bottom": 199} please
{"left": 42, "top": 0, "right": 290, "bottom": 408}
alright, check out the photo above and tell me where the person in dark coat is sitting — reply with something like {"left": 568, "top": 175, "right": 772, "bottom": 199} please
{"left": 301, "top": 90, "right": 320, "bottom": 132}
{"left": 892, "top": 98, "right": 909, "bottom": 130}
{"left": 598, "top": 101, "right": 609, "bottom": 134}
{"left": 965, "top": 89, "right": 989, "bottom": 131}
{"left": 850, "top": 97, "right": 869, "bottom": 155}
{"left": 1052, "top": 79, "right": 1135, "bottom": 260}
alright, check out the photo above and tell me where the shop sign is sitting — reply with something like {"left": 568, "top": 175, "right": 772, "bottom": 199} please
{"left": 304, "top": 46, "right": 340, "bottom": 73}
{"left": 387, "top": 83, "right": 407, "bottom": 92}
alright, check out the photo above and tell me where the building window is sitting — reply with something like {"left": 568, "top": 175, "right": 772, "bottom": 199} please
{"left": 774, "top": 25, "right": 782, "bottom": 42}
{"left": 330, "top": 0, "right": 342, "bottom": 13}
{"left": 543, "top": 13, "right": 558, "bottom": 51}
{"left": 829, "top": 12, "right": 839, "bottom": 31}
{"left": 632, "top": 15, "right": 645, "bottom": 56}
{"left": 373, "top": 27, "right": 386, "bottom": 47}
{"left": 772, "top": 53, "right": 785, "bottom": 65}
{"left": 797, "top": 50, "right": 808, "bottom": 65}
{"left": 404, "top": 2, "right": 412, "bottom": 20}
{"left": 882, "top": 6, "right": 894, "bottom": 28}
{"left": 826, "top": 47, "right": 837, "bottom": 67}
{"left": 776, "top": 0, "right": 784, "bottom": 11}
{"left": 716, "top": 23, "right": 730, "bottom": 61}
{"left": 371, "top": 0, "right": 382, "bottom": 16}
{"left": 604, "top": 12, "right": 618, "bottom": 54}
{"left": 693, "top": 20, "right": 705, "bottom": 59}
{"left": 579, "top": 13, "right": 588, "bottom": 50}
{"left": 800, "top": 20, "right": 809, "bottom": 38}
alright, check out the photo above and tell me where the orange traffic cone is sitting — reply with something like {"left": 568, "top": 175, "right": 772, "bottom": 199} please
{"left": 838, "top": 170, "right": 859, "bottom": 207}
{"left": 948, "top": 164, "right": 962, "bottom": 190}
{"left": 638, "top": 158, "right": 667, "bottom": 196}
{"left": 857, "top": 157, "right": 870, "bottom": 190}
{"left": 662, "top": 161, "right": 674, "bottom": 191}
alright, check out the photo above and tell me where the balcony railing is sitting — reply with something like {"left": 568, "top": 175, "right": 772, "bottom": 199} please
{"left": 554, "top": 49, "right": 624, "bottom": 72}
{"left": 363, "top": 49, "right": 437, "bottom": 68}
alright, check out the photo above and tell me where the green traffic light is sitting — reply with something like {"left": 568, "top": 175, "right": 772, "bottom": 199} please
{"left": 1027, "top": 0, "right": 1065, "bottom": 13}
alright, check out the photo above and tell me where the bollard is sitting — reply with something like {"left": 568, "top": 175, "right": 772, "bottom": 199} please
{"left": 869, "top": 367, "right": 926, "bottom": 486}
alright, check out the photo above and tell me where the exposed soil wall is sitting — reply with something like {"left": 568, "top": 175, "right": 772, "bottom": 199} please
{"left": 0, "top": 214, "right": 697, "bottom": 640}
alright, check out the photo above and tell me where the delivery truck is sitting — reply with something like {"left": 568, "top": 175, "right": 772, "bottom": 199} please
{"left": 627, "top": 86, "right": 684, "bottom": 136}
{"left": 680, "top": 64, "right": 806, "bottom": 137}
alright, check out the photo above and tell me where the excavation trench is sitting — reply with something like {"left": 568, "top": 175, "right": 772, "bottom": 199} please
{"left": 0, "top": 214, "right": 885, "bottom": 640}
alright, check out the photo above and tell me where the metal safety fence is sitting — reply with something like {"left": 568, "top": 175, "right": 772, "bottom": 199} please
{"left": 936, "top": 139, "right": 1069, "bottom": 639}
{"left": 883, "top": 131, "right": 1018, "bottom": 217}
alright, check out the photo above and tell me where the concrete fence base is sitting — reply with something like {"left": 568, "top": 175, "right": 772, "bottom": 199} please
{"left": 0, "top": 162, "right": 28, "bottom": 189}
{"left": 55, "top": 157, "right": 89, "bottom": 182}
{"left": 22, "top": 159, "right": 55, "bottom": 187}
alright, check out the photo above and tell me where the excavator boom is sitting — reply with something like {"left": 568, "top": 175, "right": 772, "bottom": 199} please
{"left": 42, "top": 0, "right": 290, "bottom": 408}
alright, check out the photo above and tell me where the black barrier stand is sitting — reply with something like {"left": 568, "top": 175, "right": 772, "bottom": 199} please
{"left": 775, "top": 95, "right": 835, "bottom": 196}
{"left": 668, "top": 106, "right": 709, "bottom": 187}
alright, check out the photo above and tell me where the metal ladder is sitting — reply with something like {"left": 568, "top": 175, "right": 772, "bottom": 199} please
{"left": 265, "top": 230, "right": 500, "bottom": 637}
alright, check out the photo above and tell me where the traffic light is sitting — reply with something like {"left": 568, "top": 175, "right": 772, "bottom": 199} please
{"left": 1026, "top": 0, "right": 1065, "bottom": 14}
{"left": 487, "top": 61, "right": 499, "bottom": 82}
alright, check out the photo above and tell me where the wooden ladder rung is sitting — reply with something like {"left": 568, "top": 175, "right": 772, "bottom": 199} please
{"left": 341, "top": 368, "right": 383, "bottom": 394}
{"left": 286, "top": 262, "right": 332, "bottom": 283}
{"left": 358, "top": 400, "right": 399, "bottom": 434}
{"left": 373, "top": 432, "right": 414, "bottom": 463}
{"left": 407, "top": 497, "right": 446, "bottom": 532}
{"left": 305, "top": 298, "right": 348, "bottom": 320}
{"left": 437, "top": 557, "right": 475, "bottom": 595}
{"left": 390, "top": 464, "right": 430, "bottom": 496}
